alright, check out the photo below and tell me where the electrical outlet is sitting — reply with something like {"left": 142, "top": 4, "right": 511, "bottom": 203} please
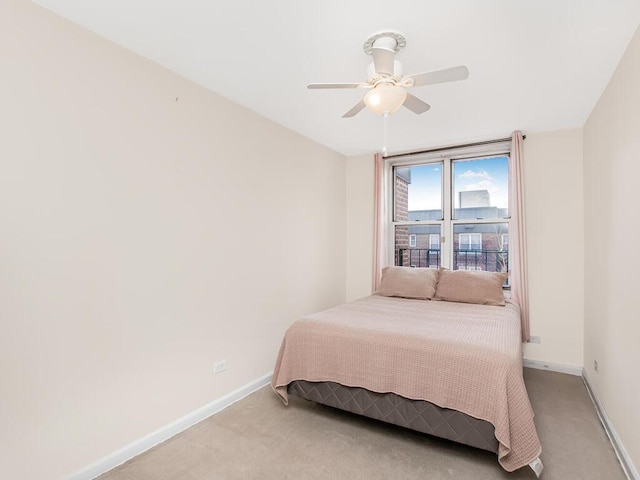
{"left": 214, "top": 360, "right": 228, "bottom": 375}
{"left": 528, "top": 336, "right": 541, "bottom": 344}
{"left": 594, "top": 360, "right": 598, "bottom": 373}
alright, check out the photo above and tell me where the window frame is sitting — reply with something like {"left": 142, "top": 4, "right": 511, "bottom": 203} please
{"left": 409, "top": 234, "right": 417, "bottom": 248}
{"left": 387, "top": 142, "right": 511, "bottom": 276}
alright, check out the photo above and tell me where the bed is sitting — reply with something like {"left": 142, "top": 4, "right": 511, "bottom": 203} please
{"left": 271, "top": 269, "right": 543, "bottom": 476}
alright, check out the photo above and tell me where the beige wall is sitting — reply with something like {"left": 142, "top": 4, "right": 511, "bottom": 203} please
{"left": 0, "top": 2, "right": 345, "bottom": 479}
{"left": 583, "top": 26, "right": 640, "bottom": 473}
{"left": 521, "top": 129, "right": 584, "bottom": 366}
{"left": 345, "top": 129, "right": 584, "bottom": 367}
{"left": 346, "top": 154, "right": 375, "bottom": 301}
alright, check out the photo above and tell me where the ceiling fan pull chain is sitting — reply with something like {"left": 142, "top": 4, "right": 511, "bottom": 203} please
{"left": 382, "top": 112, "right": 389, "bottom": 157}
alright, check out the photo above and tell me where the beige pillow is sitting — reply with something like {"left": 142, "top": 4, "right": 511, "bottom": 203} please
{"left": 375, "top": 266, "right": 439, "bottom": 300}
{"left": 434, "top": 269, "right": 507, "bottom": 306}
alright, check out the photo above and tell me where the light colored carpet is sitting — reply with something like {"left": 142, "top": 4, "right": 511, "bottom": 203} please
{"left": 98, "top": 368, "right": 625, "bottom": 479}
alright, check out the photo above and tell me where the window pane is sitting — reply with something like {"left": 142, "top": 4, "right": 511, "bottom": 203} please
{"left": 453, "top": 156, "right": 509, "bottom": 220}
{"left": 394, "top": 163, "right": 442, "bottom": 222}
{"left": 395, "top": 225, "right": 441, "bottom": 268}
{"left": 453, "top": 223, "right": 509, "bottom": 278}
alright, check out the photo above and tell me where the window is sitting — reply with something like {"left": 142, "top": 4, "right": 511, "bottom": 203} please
{"left": 390, "top": 145, "right": 511, "bottom": 280}
{"left": 429, "top": 234, "right": 440, "bottom": 251}
{"left": 458, "top": 233, "right": 482, "bottom": 251}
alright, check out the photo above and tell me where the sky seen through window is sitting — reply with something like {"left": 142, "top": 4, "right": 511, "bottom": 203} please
{"left": 407, "top": 156, "right": 509, "bottom": 211}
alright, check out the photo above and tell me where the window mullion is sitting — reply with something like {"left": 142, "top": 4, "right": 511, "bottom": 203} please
{"left": 442, "top": 159, "right": 452, "bottom": 268}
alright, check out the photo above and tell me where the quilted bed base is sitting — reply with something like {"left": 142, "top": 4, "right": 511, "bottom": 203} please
{"left": 288, "top": 380, "right": 499, "bottom": 454}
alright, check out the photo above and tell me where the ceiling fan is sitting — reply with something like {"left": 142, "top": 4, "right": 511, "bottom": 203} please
{"left": 308, "top": 31, "right": 469, "bottom": 118}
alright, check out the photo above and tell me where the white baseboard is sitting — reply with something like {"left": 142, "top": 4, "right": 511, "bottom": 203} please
{"left": 582, "top": 370, "right": 639, "bottom": 480}
{"left": 68, "top": 372, "right": 273, "bottom": 480}
{"left": 523, "top": 358, "right": 583, "bottom": 376}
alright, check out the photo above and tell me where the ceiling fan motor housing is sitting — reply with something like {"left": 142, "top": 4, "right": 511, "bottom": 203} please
{"left": 367, "top": 61, "right": 403, "bottom": 82}
{"left": 363, "top": 32, "right": 406, "bottom": 77}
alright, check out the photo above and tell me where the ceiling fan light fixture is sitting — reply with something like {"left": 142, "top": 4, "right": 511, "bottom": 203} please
{"left": 363, "top": 84, "right": 407, "bottom": 115}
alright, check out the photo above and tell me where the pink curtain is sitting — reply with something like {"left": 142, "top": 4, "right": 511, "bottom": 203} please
{"left": 372, "top": 153, "right": 386, "bottom": 291}
{"left": 509, "top": 131, "right": 530, "bottom": 342}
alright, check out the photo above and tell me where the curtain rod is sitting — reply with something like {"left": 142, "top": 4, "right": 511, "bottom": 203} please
{"left": 388, "top": 135, "right": 526, "bottom": 159}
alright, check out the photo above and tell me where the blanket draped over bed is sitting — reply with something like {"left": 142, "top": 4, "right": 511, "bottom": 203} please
{"left": 271, "top": 295, "right": 541, "bottom": 472}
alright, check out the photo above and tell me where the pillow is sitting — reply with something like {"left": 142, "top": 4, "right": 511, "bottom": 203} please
{"left": 375, "top": 266, "right": 439, "bottom": 300}
{"left": 434, "top": 269, "right": 507, "bottom": 306}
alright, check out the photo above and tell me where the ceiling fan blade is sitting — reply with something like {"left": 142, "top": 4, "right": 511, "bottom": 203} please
{"left": 307, "top": 83, "right": 366, "bottom": 89}
{"left": 371, "top": 47, "right": 395, "bottom": 76}
{"left": 403, "top": 93, "right": 431, "bottom": 114}
{"left": 407, "top": 66, "right": 469, "bottom": 87}
{"left": 342, "top": 100, "right": 367, "bottom": 118}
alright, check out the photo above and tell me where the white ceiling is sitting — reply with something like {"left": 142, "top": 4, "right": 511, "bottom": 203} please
{"left": 34, "top": 0, "right": 640, "bottom": 156}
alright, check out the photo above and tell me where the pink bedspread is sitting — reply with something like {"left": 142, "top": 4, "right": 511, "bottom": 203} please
{"left": 271, "top": 295, "right": 541, "bottom": 472}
